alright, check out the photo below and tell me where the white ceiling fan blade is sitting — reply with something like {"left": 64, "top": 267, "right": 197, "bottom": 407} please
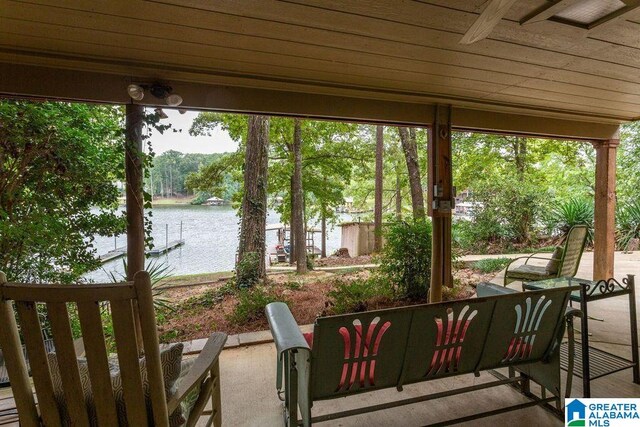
{"left": 460, "top": 0, "right": 519, "bottom": 44}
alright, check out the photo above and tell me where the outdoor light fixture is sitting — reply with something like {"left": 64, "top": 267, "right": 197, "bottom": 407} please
{"left": 126, "top": 83, "right": 183, "bottom": 106}
{"left": 127, "top": 84, "right": 145, "bottom": 101}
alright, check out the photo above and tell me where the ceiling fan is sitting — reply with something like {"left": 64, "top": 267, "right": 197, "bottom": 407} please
{"left": 460, "top": 0, "right": 640, "bottom": 45}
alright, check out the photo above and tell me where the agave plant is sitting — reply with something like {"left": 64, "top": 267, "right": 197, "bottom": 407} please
{"left": 106, "top": 259, "right": 174, "bottom": 312}
{"left": 547, "top": 198, "right": 594, "bottom": 244}
{"left": 617, "top": 200, "right": 640, "bottom": 250}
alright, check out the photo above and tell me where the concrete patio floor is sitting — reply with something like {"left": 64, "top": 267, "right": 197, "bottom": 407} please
{"left": 1, "top": 251, "right": 638, "bottom": 426}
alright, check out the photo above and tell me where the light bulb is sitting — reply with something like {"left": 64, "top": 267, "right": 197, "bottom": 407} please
{"left": 127, "top": 84, "right": 144, "bottom": 101}
{"left": 165, "top": 94, "right": 183, "bottom": 107}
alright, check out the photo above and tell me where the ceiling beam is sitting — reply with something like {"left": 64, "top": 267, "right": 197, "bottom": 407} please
{"left": 452, "top": 107, "right": 619, "bottom": 141}
{"left": 460, "top": 0, "right": 518, "bottom": 44}
{"left": 0, "top": 62, "right": 621, "bottom": 140}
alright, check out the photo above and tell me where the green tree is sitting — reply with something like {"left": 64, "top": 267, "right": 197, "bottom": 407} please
{"left": 0, "top": 101, "right": 126, "bottom": 283}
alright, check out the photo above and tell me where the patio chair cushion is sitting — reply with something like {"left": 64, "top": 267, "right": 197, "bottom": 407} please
{"left": 47, "top": 342, "right": 187, "bottom": 426}
{"left": 175, "top": 356, "right": 201, "bottom": 424}
{"left": 545, "top": 246, "right": 564, "bottom": 274}
{"left": 505, "top": 264, "right": 553, "bottom": 281}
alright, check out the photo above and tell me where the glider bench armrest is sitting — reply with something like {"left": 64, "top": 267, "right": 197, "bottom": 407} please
{"left": 265, "top": 302, "right": 310, "bottom": 399}
{"left": 266, "top": 302, "right": 310, "bottom": 355}
{"left": 167, "top": 332, "right": 227, "bottom": 415}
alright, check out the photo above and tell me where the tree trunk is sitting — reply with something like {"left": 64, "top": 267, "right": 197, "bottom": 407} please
{"left": 398, "top": 127, "right": 425, "bottom": 221}
{"left": 289, "top": 174, "right": 295, "bottom": 266}
{"left": 321, "top": 208, "right": 327, "bottom": 258}
{"left": 292, "top": 119, "right": 307, "bottom": 273}
{"left": 395, "top": 161, "right": 402, "bottom": 219}
{"left": 513, "top": 136, "right": 527, "bottom": 178}
{"left": 237, "top": 115, "right": 270, "bottom": 282}
{"left": 374, "top": 125, "right": 384, "bottom": 252}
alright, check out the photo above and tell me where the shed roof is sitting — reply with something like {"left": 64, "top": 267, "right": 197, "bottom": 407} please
{"left": 1, "top": 0, "right": 638, "bottom": 138}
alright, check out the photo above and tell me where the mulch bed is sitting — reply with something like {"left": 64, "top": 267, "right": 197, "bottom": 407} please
{"left": 157, "top": 267, "right": 498, "bottom": 343}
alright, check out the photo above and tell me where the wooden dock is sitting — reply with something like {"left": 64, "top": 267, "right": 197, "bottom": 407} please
{"left": 99, "top": 246, "right": 127, "bottom": 263}
{"left": 99, "top": 239, "right": 185, "bottom": 262}
{"left": 147, "top": 239, "right": 185, "bottom": 256}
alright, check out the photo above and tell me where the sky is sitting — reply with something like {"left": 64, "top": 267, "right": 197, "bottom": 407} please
{"left": 147, "top": 109, "right": 238, "bottom": 154}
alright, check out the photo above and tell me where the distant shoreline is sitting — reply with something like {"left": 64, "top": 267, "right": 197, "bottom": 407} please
{"left": 118, "top": 196, "right": 198, "bottom": 206}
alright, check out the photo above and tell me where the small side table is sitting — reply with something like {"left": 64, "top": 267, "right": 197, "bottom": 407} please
{"left": 523, "top": 275, "right": 639, "bottom": 397}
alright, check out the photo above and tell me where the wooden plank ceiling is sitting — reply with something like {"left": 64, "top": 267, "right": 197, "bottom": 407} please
{"left": 0, "top": 0, "right": 639, "bottom": 124}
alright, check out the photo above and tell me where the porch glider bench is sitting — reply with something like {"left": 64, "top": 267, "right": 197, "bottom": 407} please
{"left": 266, "top": 284, "right": 579, "bottom": 426}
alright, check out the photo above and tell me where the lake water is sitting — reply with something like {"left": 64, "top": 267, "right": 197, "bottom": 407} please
{"left": 87, "top": 205, "right": 348, "bottom": 281}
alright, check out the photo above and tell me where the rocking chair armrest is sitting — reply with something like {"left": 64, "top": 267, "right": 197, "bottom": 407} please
{"left": 167, "top": 332, "right": 227, "bottom": 414}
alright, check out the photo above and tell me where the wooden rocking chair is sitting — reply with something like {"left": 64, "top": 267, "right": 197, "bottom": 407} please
{"left": 503, "top": 225, "right": 588, "bottom": 286}
{"left": 0, "top": 271, "right": 226, "bottom": 427}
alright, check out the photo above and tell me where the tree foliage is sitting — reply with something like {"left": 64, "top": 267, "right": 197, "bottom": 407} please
{"left": 146, "top": 150, "right": 226, "bottom": 197}
{"left": 0, "top": 101, "right": 126, "bottom": 282}
{"left": 376, "top": 219, "right": 432, "bottom": 301}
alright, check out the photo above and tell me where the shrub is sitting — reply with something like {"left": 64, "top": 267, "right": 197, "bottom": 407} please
{"left": 546, "top": 198, "right": 594, "bottom": 244}
{"left": 472, "top": 257, "right": 512, "bottom": 273}
{"left": 327, "top": 277, "right": 393, "bottom": 315}
{"left": 376, "top": 219, "right": 432, "bottom": 301}
{"left": 469, "top": 177, "right": 545, "bottom": 246}
{"left": 617, "top": 200, "right": 640, "bottom": 250}
{"left": 228, "top": 286, "right": 282, "bottom": 324}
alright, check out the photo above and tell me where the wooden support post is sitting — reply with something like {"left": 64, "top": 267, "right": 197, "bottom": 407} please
{"left": 125, "top": 104, "right": 145, "bottom": 280}
{"left": 125, "top": 103, "right": 145, "bottom": 354}
{"left": 428, "top": 105, "right": 453, "bottom": 303}
{"left": 592, "top": 137, "right": 618, "bottom": 280}
{"left": 374, "top": 125, "right": 384, "bottom": 252}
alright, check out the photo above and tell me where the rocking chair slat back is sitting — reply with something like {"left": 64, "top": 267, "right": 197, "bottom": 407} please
{"left": 0, "top": 271, "right": 169, "bottom": 427}
{"left": 46, "top": 301, "right": 91, "bottom": 426}
{"left": 14, "top": 300, "right": 63, "bottom": 427}
{"left": 110, "top": 299, "right": 149, "bottom": 426}
{"left": 76, "top": 301, "right": 120, "bottom": 425}
{"left": 0, "top": 273, "right": 39, "bottom": 427}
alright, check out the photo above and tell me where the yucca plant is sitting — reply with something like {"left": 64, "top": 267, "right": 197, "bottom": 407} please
{"left": 617, "top": 200, "right": 640, "bottom": 250}
{"left": 106, "top": 259, "right": 174, "bottom": 312}
{"left": 547, "top": 198, "right": 594, "bottom": 245}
